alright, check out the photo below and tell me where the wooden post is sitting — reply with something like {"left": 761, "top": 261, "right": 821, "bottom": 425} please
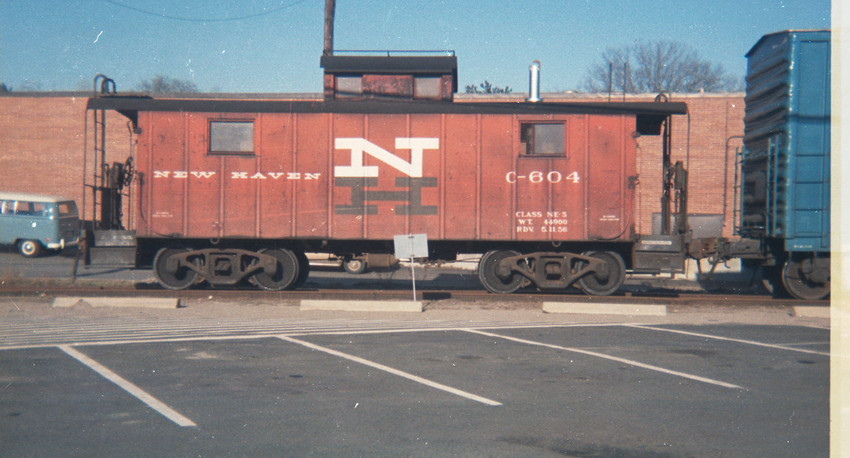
{"left": 324, "top": 0, "right": 335, "bottom": 56}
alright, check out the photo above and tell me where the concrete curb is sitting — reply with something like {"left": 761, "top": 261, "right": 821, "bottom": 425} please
{"left": 791, "top": 306, "right": 830, "bottom": 319}
{"left": 543, "top": 301, "right": 667, "bottom": 316}
{"left": 300, "top": 299, "right": 422, "bottom": 313}
{"left": 52, "top": 297, "right": 180, "bottom": 309}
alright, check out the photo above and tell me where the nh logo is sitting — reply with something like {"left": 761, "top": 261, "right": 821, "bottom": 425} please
{"left": 334, "top": 137, "right": 439, "bottom": 177}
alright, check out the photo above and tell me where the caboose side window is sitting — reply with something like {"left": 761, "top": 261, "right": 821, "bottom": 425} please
{"left": 520, "top": 123, "right": 565, "bottom": 156}
{"left": 336, "top": 76, "right": 363, "bottom": 98}
{"left": 414, "top": 76, "right": 442, "bottom": 99}
{"left": 209, "top": 121, "right": 254, "bottom": 155}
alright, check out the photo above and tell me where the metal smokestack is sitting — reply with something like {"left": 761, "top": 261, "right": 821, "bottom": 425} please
{"left": 323, "top": 0, "right": 335, "bottom": 56}
{"left": 528, "top": 60, "right": 541, "bottom": 102}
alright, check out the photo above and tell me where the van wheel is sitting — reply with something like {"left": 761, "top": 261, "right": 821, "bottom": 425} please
{"left": 18, "top": 240, "right": 42, "bottom": 257}
{"left": 343, "top": 258, "right": 367, "bottom": 274}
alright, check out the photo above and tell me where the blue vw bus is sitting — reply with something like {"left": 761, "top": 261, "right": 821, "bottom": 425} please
{"left": 0, "top": 193, "right": 81, "bottom": 257}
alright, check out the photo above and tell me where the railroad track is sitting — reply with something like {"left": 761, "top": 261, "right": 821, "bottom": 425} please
{"left": 0, "top": 281, "right": 823, "bottom": 308}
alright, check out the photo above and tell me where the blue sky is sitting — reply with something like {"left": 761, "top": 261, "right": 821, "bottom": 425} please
{"left": 0, "top": 0, "right": 831, "bottom": 93}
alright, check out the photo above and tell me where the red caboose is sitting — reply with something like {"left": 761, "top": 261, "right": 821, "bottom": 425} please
{"left": 85, "top": 56, "right": 687, "bottom": 295}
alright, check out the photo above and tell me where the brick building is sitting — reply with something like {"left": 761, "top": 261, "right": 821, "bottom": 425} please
{"left": 633, "top": 92, "right": 744, "bottom": 239}
{"left": 0, "top": 93, "right": 132, "bottom": 223}
{"left": 0, "top": 91, "right": 743, "bottom": 238}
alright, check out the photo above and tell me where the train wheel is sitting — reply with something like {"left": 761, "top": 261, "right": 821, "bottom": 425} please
{"left": 478, "top": 249, "right": 525, "bottom": 294}
{"left": 252, "top": 248, "right": 299, "bottom": 291}
{"left": 577, "top": 251, "right": 626, "bottom": 296}
{"left": 781, "top": 259, "right": 830, "bottom": 300}
{"left": 293, "top": 250, "right": 310, "bottom": 288}
{"left": 18, "top": 240, "right": 42, "bottom": 257}
{"left": 153, "top": 248, "right": 198, "bottom": 290}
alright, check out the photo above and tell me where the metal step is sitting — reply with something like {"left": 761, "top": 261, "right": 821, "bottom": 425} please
{"left": 87, "top": 246, "right": 136, "bottom": 266}
{"left": 86, "top": 229, "right": 137, "bottom": 266}
{"left": 93, "top": 229, "right": 136, "bottom": 247}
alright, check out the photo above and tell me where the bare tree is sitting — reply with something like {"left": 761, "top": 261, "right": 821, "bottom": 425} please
{"left": 581, "top": 41, "right": 741, "bottom": 94}
{"left": 135, "top": 75, "right": 199, "bottom": 94}
{"left": 465, "top": 80, "right": 512, "bottom": 94}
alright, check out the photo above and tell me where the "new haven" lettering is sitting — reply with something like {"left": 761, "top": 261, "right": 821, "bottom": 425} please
{"left": 152, "top": 171, "right": 321, "bottom": 180}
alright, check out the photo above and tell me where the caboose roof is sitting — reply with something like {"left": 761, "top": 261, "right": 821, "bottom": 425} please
{"left": 320, "top": 54, "right": 458, "bottom": 75}
{"left": 86, "top": 96, "right": 686, "bottom": 117}
{"left": 86, "top": 96, "right": 686, "bottom": 136}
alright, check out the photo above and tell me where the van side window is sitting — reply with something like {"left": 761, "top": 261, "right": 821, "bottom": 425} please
{"left": 520, "top": 122, "right": 566, "bottom": 157}
{"left": 12, "top": 201, "right": 44, "bottom": 216}
{"left": 14, "top": 201, "right": 31, "bottom": 215}
{"left": 31, "top": 202, "right": 47, "bottom": 216}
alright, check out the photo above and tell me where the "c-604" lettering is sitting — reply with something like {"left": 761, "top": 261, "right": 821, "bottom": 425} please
{"left": 506, "top": 171, "right": 580, "bottom": 184}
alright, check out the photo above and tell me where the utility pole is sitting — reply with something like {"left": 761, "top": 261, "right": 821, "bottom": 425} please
{"left": 324, "top": 0, "right": 335, "bottom": 56}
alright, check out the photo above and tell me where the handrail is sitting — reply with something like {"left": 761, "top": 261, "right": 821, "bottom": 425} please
{"left": 330, "top": 49, "right": 455, "bottom": 57}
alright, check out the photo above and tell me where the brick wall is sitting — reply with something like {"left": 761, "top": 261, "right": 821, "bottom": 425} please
{"left": 0, "top": 93, "right": 133, "bottom": 222}
{"left": 0, "top": 92, "right": 744, "bottom": 236}
{"left": 539, "top": 92, "right": 745, "bottom": 238}
{"left": 668, "top": 94, "right": 745, "bottom": 238}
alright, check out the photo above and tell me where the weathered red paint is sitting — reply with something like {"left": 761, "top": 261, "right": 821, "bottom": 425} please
{"left": 135, "top": 111, "right": 638, "bottom": 244}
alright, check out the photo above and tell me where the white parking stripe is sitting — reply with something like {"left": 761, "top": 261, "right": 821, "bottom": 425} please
{"left": 464, "top": 329, "right": 745, "bottom": 390}
{"left": 57, "top": 345, "right": 197, "bottom": 427}
{"left": 277, "top": 335, "right": 502, "bottom": 406}
{"left": 0, "top": 316, "right": 612, "bottom": 350}
{"left": 623, "top": 325, "right": 830, "bottom": 356}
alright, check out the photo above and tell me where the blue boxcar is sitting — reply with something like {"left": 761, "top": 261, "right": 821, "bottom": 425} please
{"left": 739, "top": 30, "right": 830, "bottom": 299}
{"left": 740, "top": 30, "right": 830, "bottom": 251}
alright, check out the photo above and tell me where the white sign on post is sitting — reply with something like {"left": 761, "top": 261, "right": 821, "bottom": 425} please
{"left": 393, "top": 234, "right": 429, "bottom": 302}
{"left": 393, "top": 233, "right": 429, "bottom": 259}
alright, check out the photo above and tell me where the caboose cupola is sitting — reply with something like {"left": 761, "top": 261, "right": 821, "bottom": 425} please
{"left": 320, "top": 52, "right": 458, "bottom": 101}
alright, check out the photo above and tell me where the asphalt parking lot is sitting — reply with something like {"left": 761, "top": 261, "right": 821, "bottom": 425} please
{"left": 0, "top": 312, "right": 829, "bottom": 456}
{"left": 0, "top": 248, "right": 834, "bottom": 455}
